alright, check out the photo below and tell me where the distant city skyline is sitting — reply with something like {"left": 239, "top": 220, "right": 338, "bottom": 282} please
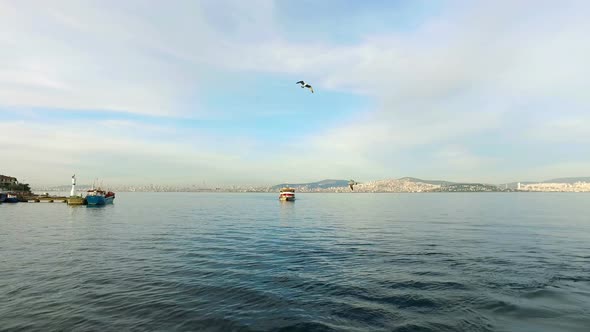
{"left": 1, "top": 1, "right": 589, "bottom": 186}
{"left": 30, "top": 176, "right": 590, "bottom": 193}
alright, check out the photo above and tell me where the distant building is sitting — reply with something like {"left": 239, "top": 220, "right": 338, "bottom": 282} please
{"left": 0, "top": 175, "right": 18, "bottom": 185}
{"left": 517, "top": 182, "right": 521, "bottom": 190}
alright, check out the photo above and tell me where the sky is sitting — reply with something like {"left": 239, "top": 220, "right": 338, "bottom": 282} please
{"left": 0, "top": 0, "right": 589, "bottom": 187}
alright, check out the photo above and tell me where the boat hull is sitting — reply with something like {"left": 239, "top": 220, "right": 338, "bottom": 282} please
{"left": 86, "top": 195, "right": 114, "bottom": 206}
{"left": 279, "top": 196, "right": 295, "bottom": 201}
{"left": 4, "top": 195, "right": 19, "bottom": 203}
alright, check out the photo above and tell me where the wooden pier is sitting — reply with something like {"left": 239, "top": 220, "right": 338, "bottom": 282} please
{"left": 13, "top": 196, "right": 87, "bottom": 205}
{"left": 22, "top": 196, "right": 68, "bottom": 203}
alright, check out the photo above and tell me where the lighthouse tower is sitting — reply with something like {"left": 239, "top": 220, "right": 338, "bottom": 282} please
{"left": 70, "top": 174, "right": 76, "bottom": 197}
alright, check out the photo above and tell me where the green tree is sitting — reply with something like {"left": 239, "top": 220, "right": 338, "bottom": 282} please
{"left": 3, "top": 183, "right": 31, "bottom": 193}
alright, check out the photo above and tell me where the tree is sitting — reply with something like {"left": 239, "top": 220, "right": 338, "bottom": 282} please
{"left": 2, "top": 183, "right": 31, "bottom": 193}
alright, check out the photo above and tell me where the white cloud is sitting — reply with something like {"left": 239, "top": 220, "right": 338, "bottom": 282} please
{"left": 259, "top": 1, "right": 590, "bottom": 181}
{"left": 0, "top": 120, "right": 256, "bottom": 185}
{"left": 0, "top": 1, "right": 270, "bottom": 116}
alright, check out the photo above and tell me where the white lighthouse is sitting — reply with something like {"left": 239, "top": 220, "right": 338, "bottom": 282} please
{"left": 517, "top": 182, "right": 521, "bottom": 191}
{"left": 70, "top": 174, "right": 76, "bottom": 197}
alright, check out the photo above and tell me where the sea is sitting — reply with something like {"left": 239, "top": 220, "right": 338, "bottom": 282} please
{"left": 1, "top": 193, "right": 589, "bottom": 332}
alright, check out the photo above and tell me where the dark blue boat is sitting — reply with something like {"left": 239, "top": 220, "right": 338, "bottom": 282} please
{"left": 3, "top": 193, "right": 19, "bottom": 203}
{"left": 86, "top": 189, "right": 115, "bottom": 206}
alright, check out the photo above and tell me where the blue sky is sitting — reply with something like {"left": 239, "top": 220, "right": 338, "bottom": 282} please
{"left": 0, "top": 0, "right": 588, "bottom": 186}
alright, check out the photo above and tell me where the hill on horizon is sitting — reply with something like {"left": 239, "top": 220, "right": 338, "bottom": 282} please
{"left": 397, "top": 177, "right": 456, "bottom": 186}
{"left": 271, "top": 179, "right": 350, "bottom": 190}
{"left": 272, "top": 177, "right": 458, "bottom": 190}
{"left": 542, "top": 177, "right": 590, "bottom": 184}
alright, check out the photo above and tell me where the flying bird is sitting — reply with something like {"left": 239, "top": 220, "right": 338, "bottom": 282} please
{"left": 296, "top": 81, "right": 314, "bottom": 93}
{"left": 348, "top": 180, "right": 358, "bottom": 191}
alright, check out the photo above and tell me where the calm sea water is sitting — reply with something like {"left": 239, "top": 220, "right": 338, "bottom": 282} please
{"left": 1, "top": 193, "right": 589, "bottom": 332}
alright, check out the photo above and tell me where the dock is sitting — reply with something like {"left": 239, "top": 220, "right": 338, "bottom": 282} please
{"left": 21, "top": 195, "right": 68, "bottom": 203}
{"left": 15, "top": 175, "right": 85, "bottom": 204}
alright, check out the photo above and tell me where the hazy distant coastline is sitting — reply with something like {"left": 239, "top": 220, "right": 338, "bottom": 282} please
{"left": 33, "top": 177, "right": 590, "bottom": 193}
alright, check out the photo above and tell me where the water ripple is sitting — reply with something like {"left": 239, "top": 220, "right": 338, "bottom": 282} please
{"left": 1, "top": 192, "right": 590, "bottom": 331}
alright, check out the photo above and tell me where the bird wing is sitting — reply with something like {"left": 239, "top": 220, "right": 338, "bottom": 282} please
{"left": 296, "top": 81, "right": 304, "bottom": 85}
{"left": 309, "top": 86, "right": 314, "bottom": 93}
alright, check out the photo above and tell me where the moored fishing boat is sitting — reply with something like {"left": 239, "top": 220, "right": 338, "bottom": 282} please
{"left": 86, "top": 189, "right": 115, "bottom": 206}
{"left": 279, "top": 187, "right": 295, "bottom": 201}
{"left": 4, "top": 193, "right": 19, "bottom": 203}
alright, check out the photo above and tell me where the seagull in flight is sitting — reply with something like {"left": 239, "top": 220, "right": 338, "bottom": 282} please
{"left": 296, "top": 81, "right": 314, "bottom": 93}
{"left": 348, "top": 180, "right": 358, "bottom": 191}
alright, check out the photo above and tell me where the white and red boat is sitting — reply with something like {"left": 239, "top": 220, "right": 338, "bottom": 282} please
{"left": 279, "top": 187, "right": 295, "bottom": 201}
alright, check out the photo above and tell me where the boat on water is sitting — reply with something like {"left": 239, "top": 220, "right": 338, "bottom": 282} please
{"left": 279, "top": 187, "right": 295, "bottom": 201}
{"left": 3, "top": 193, "right": 19, "bottom": 203}
{"left": 86, "top": 189, "right": 115, "bottom": 206}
